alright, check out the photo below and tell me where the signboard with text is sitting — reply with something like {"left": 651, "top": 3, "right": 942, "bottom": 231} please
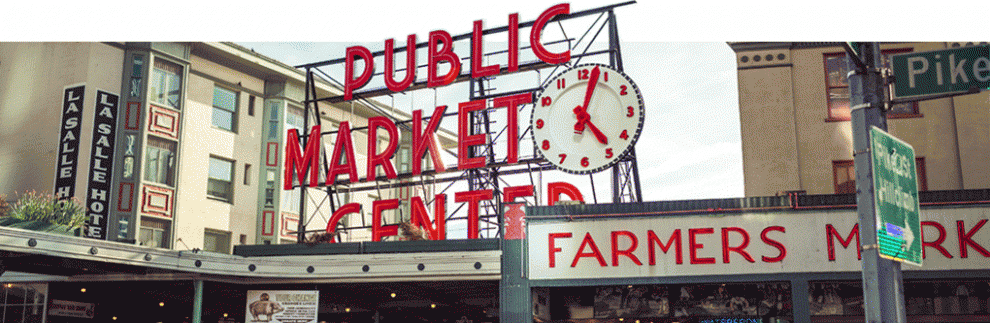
{"left": 870, "top": 127, "right": 922, "bottom": 266}
{"left": 246, "top": 290, "right": 319, "bottom": 323}
{"left": 891, "top": 45, "right": 990, "bottom": 99}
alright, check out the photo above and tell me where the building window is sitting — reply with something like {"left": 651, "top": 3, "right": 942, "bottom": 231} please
{"left": 151, "top": 59, "right": 183, "bottom": 109}
{"left": 824, "top": 48, "right": 919, "bottom": 121}
{"left": 144, "top": 136, "right": 176, "bottom": 186}
{"left": 208, "top": 156, "right": 234, "bottom": 202}
{"left": 832, "top": 157, "right": 928, "bottom": 194}
{"left": 248, "top": 95, "right": 255, "bottom": 116}
{"left": 0, "top": 283, "right": 47, "bottom": 323}
{"left": 244, "top": 163, "right": 252, "bottom": 186}
{"left": 139, "top": 217, "right": 169, "bottom": 248}
{"left": 212, "top": 86, "right": 237, "bottom": 132}
{"left": 203, "top": 229, "right": 231, "bottom": 254}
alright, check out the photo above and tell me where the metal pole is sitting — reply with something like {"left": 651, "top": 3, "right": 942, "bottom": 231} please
{"left": 192, "top": 280, "right": 203, "bottom": 323}
{"left": 849, "top": 42, "right": 906, "bottom": 323}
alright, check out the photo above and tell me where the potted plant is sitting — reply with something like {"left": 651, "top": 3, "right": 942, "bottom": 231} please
{"left": 0, "top": 191, "right": 86, "bottom": 235}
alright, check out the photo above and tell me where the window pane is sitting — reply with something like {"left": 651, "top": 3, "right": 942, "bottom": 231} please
{"left": 827, "top": 88, "right": 850, "bottom": 120}
{"left": 208, "top": 157, "right": 234, "bottom": 201}
{"left": 144, "top": 137, "right": 175, "bottom": 186}
{"left": 213, "top": 87, "right": 237, "bottom": 111}
{"left": 151, "top": 60, "right": 182, "bottom": 109}
{"left": 212, "top": 107, "right": 234, "bottom": 131}
{"left": 825, "top": 55, "right": 849, "bottom": 87}
{"left": 209, "top": 158, "right": 233, "bottom": 181}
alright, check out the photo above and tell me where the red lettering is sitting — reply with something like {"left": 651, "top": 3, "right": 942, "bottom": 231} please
{"left": 688, "top": 228, "right": 715, "bottom": 265}
{"left": 428, "top": 30, "right": 461, "bottom": 87}
{"left": 283, "top": 125, "right": 321, "bottom": 189}
{"left": 503, "top": 185, "right": 534, "bottom": 203}
{"left": 957, "top": 219, "right": 990, "bottom": 258}
{"left": 324, "top": 203, "right": 361, "bottom": 243}
{"left": 530, "top": 4, "right": 571, "bottom": 65}
{"left": 327, "top": 122, "right": 359, "bottom": 183}
{"left": 760, "top": 226, "right": 787, "bottom": 263}
{"left": 412, "top": 107, "right": 447, "bottom": 175}
{"left": 367, "top": 116, "right": 399, "bottom": 180}
{"left": 571, "top": 232, "right": 607, "bottom": 267}
{"left": 409, "top": 195, "right": 446, "bottom": 240}
{"left": 721, "top": 227, "right": 755, "bottom": 263}
{"left": 471, "top": 20, "right": 499, "bottom": 79}
{"left": 921, "top": 221, "right": 952, "bottom": 259}
{"left": 547, "top": 182, "right": 583, "bottom": 206}
{"left": 458, "top": 99, "right": 487, "bottom": 170}
{"left": 611, "top": 231, "right": 642, "bottom": 266}
{"left": 826, "top": 223, "right": 861, "bottom": 261}
{"left": 648, "top": 229, "right": 682, "bottom": 265}
{"left": 344, "top": 46, "right": 374, "bottom": 101}
{"left": 548, "top": 232, "right": 572, "bottom": 268}
{"left": 492, "top": 93, "right": 532, "bottom": 164}
{"left": 455, "top": 189, "right": 493, "bottom": 239}
{"left": 384, "top": 35, "right": 417, "bottom": 92}
{"left": 371, "top": 199, "right": 400, "bottom": 242}
{"left": 507, "top": 13, "right": 519, "bottom": 73}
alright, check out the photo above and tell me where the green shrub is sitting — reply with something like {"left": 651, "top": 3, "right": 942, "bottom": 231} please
{"left": 4, "top": 191, "right": 87, "bottom": 231}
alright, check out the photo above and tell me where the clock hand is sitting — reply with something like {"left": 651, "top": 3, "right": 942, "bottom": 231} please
{"left": 573, "top": 105, "right": 608, "bottom": 145}
{"left": 574, "top": 66, "right": 601, "bottom": 133}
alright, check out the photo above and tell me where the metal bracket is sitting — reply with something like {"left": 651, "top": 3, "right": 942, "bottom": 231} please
{"left": 851, "top": 103, "right": 872, "bottom": 111}
{"left": 861, "top": 244, "right": 879, "bottom": 251}
{"left": 853, "top": 148, "right": 870, "bottom": 156}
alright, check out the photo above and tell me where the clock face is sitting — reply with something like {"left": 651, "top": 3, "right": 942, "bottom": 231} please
{"left": 532, "top": 63, "right": 645, "bottom": 174}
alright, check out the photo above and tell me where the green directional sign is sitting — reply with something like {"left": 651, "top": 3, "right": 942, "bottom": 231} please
{"left": 891, "top": 45, "right": 990, "bottom": 99}
{"left": 870, "top": 127, "right": 922, "bottom": 266}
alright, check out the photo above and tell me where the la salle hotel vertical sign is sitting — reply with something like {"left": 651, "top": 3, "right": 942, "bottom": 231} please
{"left": 84, "top": 90, "right": 119, "bottom": 239}
{"left": 54, "top": 85, "right": 85, "bottom": 200}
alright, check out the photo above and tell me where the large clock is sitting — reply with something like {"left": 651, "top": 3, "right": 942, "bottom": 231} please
{"left": 532, "top": 63, "right": 645, "bottom": 174}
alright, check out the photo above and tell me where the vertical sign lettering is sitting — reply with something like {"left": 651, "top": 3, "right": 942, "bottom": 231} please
{"left": 54, "top": 85, "right": 85, "bottom": 199}
{"left": 84, "top": 90, "right": 119, "bottom": 240}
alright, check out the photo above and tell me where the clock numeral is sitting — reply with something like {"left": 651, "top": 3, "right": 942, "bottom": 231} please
{"left": 620, "top": 85, "right": 628, "bottom": 96}
{"left": 558, "top": 154, "right": 567, "bottom": 164}
{"left": 542, "top": 140, "right": 550, "bottom": 150}
{"left": 604, "top": 72, "right": 609, "bottom": 82}
{"left": 620, "top": 130, "right": 629, "bottom": 140}
{"left": 578, "top": 69, "right": 590, "bottom": 80}
{"left": 536, "top": 119, "right": 544, "bottom": 129}
{"left": 556, "top": 78, "right": 566, "bottom": 89}
{"left": 627, "top": 106, "right": 635, "bottom": 117}
{"left": 581, "top": 157, "right": 590, "bottom": 167}
{"left": 605, "top": 148, "right": 613, "bottom": 159}
{"left": 541, "top": 96, "right": 552, "bottom": 107}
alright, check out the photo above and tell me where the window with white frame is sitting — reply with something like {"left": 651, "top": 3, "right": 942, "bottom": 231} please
{"left": 151, "top": 59, "right": 183, "bottom": 109}
{"left": 144, "top": 136, "right": 176, "bottom": 186}
{"left": 207, "top": 156, "right": 234, "bottom": 202}
{"left": 212, "top": 86, "right": 237, "bottom": 132}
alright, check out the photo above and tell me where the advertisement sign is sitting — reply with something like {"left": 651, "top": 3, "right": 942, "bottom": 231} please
{"left": 246, "top": 290, "right": 319, "bottom": 323}
{"left": 528, "top": 207, "right": 989, "bottom": 280}
{"left": 54, "top": 85, "right": 85, "bottom": 200}
{"left": 870, "top": 126, "right": 922, "bottom": 266}
{"left": 49, "top": 299, "right": 95, "bottom": 318}
{"left": 83, "top": 90, "right": 119, "bottom": 239}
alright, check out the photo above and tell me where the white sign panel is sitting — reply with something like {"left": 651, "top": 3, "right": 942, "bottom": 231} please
{"left": 246, "top": 290, "right": 319, "bottom": 323}
{"left": 528, "top": 207, "right": 990, "bottom": 280}
{"left": 50, "top": 299, "right": 95, "bottom": 318}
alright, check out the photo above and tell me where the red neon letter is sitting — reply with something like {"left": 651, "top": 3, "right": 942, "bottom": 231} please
{"left": 384, "top": 35, "right": 416, "bottom": 92}
{"left": 957, "top": 219, "right": 990, "bottom": 258}
{"left": 492, "top": 93, "right": 533, "bottom": 164}
{"left": 547, "top": 182, "right": 583, "bottom": 206}
{"left": 471, "top": 20, "right": 500, "bottom": 79}
{"left": 548, "top": 232, "right": 572, "bottom": 268}
{"left": 648, "top": 229, "right": 682, "bottom": 265}
{"left": 367, "top": 116, "right": 399, "bottom": 180}
{"left": 760, "top": 226, "right": 787, "bottom": 263}
{"left": 428, "top": 30, "right": 461, "bottom": 87}
{"left": 458, "top": 99, "right": 487, "bottom": 170}
{"left": 503, "top": 185, "right": 535, "bottom": 203}
{"left": 412, "top": 107, "right": 447, "bottom": 176}
{"left": 611, "top": 231, "right": 642, "bottom": 266}
{"left": 410, "top": 195, "right": 446, "bottom": 240}
{"left": 507, "top": 13, "right": 519, "bottom": 72}
{"left": 325, "top": 203, "right": 362, "bottom": 243}
{"left": 372, "top": 199, "right": 400, "bottom": 242}
{"left": 344, "top": 46, "right": 374, "bottom": 101}
{"left": 688, "top": 228, "right": 715, "bottom": 265}
{"left": 721, "top": 227, "right": 755, "bottom": 263}
{"left": 530, "top": 4, "right": 571, "bottom": 65}
{"left": 572, "top": 232, "right": 607, "bottom": 267}
{"left": 825, "top": 223, "right": 861, "bottom": 261}
{"left": 327, "top": 122, "right": 359, "bottom": 183}
{"left": 921, "top": 221, "right": 952, "bottom": 259}
{"left": 455, "top": 189, "right": 493, "bottom": 239}
{"left": 284, "top": 125, "right": 321, "bottom": 189}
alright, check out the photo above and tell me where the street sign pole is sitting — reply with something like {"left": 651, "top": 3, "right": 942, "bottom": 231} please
{"left": 850, "top": 42, "right": 907, "bottom": 323}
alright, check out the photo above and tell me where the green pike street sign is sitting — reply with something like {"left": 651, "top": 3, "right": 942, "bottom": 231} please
{"left": 891, "top": 45, "right": 990, "bottom": 99}
{"left": 870, "top": 126, "right": 922, "bottom": 266}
